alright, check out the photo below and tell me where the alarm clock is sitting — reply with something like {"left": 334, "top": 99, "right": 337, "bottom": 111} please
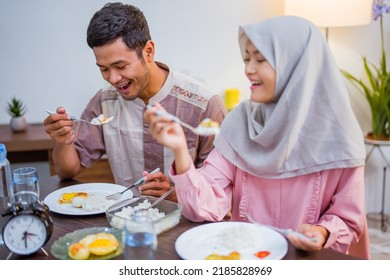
{"left": 1, "top": 200, "right": 53, "bottom": 258}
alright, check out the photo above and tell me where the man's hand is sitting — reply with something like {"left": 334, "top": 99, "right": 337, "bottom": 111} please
{"left": 44, "top": 107, "right": 75, "bottom": 145}
{"left": 138, "top": 170, "right": 177, "bottom": 202}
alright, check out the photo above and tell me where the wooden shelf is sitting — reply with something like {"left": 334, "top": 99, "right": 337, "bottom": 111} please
{"left": 0, "top": 123, "right": 54, "bottom": 163}
{"left": 0, "top": 123, "right": 114, "bottom": 183}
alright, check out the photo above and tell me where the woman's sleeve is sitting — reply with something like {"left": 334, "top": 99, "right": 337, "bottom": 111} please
{"left": 169, "top": 148, "right": 234, "bottom": 222}
{"left": 319, "top": 166, "right": 366, "bottom": 253}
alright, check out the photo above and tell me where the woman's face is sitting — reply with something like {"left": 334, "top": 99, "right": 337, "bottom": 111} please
{"left": 243, "top": 40, "right": 275, "bottom": 103}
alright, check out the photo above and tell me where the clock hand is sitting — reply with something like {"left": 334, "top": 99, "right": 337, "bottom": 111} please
{"left": 26, "top": 232, "right": 38, "bottom": 242}
{"left": 22, "top": 231, "right": 28, "bottom": 248}
{"left": 24, "top": 220, "right": 37, "bottom": 244}
{"left": 26, "top": 220, "right": 33, "bottom": 231}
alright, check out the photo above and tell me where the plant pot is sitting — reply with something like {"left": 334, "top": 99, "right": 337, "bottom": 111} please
{"left": 366, "top": 132, "right": 390, "bottom": 141}
{"left": 364, "top": 132, "right": 390, "bottom": 145}
{"left": 10, "top": 116, "right": 28, "bottom": 132}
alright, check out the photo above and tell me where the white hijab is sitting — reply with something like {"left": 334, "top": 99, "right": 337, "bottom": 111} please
{"left": 214, "top": 16, "right": 366, "bottom": 179}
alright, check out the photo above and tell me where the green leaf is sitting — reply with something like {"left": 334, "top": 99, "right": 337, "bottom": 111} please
{"left": 341, "top": 12, "right": 390, "bottom": 139}
{"left": 6, "top": 97, "right": 27, "bottom": 118}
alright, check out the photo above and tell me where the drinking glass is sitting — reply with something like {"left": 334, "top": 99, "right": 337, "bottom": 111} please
{"left": 12, "top": 167, "right": 40, "bottom": 206}
{"left": 123, "top": 213, "right": 157, "bottom": 260}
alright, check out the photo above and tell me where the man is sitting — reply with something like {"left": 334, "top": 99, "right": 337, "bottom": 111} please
{"left": 43, "top": 2, "right": 227, "bottom": 202}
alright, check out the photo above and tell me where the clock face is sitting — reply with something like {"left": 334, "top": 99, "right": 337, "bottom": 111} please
{"left": 3, "top": 214, "right": 47, "bottom": 255}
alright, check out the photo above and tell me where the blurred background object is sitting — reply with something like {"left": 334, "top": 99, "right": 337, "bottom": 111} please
{"left": 283, "top": 0, "right": 372, "bottom": 41}
{"left": 224, "top": 88, "right": 240, "bottom": 111}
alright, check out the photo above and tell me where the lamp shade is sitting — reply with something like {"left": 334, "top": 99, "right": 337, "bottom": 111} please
{"left": 283, "top": 0, "right": 373, "bottom": 27}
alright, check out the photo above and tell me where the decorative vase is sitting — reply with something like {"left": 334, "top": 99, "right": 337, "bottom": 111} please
{"left": 10, "top": 116, "right": 28, "bottom": 132}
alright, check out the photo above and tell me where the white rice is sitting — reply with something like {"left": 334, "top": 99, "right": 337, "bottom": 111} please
{"left": 207, "top": 224, "right": 261, "bottom": 250}
{"left": 91, "top": 114, "right": 114, "bottom": 125}
{"left": 82, "top": 194, "right": 116, "bottom": 211}
{"left": 195, "top": 126, "right": 220, "bottom": 136}
{"left": 110, "top": 200, "right": 166, "bottom": 231}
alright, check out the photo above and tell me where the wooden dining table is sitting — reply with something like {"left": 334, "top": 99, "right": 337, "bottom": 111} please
{"left": 0, "top": 175, "right": 360, "bottom": 260}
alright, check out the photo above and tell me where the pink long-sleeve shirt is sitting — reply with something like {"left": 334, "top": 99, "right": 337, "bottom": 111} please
{"left": 170, "top": 149, "right": 366, "bottom": 254}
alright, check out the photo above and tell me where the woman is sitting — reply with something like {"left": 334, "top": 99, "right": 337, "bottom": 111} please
{"left": 145, "top": 16, "right": 368, "bottom": 258}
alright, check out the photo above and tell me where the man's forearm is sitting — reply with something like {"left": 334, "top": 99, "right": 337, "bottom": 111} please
{"left": 52, "top": 143, "right": 83, "bottom": 179}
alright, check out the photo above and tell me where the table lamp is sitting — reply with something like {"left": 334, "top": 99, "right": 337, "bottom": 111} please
{"left": 283, "top": 0, "right": 373, "bottom": 41}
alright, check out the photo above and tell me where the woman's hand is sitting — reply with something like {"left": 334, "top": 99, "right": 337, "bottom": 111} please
{"left": 286, "top": 224, "right": 328, "bottom": 252}
{"left": 144, "top": 103, "right": 187, "bottom": 152}
{"left": 144, "top": 103, "right": 192, "bottom": 174}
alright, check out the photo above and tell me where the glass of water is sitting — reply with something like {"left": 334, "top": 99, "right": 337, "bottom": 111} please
{"left": 12, "top": 167, "right": 40, "bottom": 206}
{"left": 123, "top": 213, "right": 157, "bottom": 260}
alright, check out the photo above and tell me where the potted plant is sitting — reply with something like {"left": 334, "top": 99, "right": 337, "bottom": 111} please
{"left": 341, "top": 0, "right": 390, "bottom": 141}
{"left": 7, "top": 97, "right": 28, "bottom": 132}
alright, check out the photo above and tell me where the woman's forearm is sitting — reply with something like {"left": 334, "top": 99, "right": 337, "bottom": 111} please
{"left": 173, "top": 145, "right": 192, "bottom": 174}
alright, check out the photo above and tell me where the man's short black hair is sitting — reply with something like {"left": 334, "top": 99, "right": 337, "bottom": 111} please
{"left": 87, "top": 2, "right": 151, "bottom": 58}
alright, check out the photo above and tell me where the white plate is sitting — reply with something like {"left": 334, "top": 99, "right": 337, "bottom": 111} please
{"left": 175, "top": 222, "right": 288, "bottom": 260}
{"left": 44, "top": 183, "right": 133, "bottom": 215}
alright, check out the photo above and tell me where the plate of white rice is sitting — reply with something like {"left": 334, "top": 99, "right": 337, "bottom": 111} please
{"left": 44, "top": 183, "right": 133, "bottom": 215}
{"left": 175, "top": 222, "right": 288, "bottom": 260}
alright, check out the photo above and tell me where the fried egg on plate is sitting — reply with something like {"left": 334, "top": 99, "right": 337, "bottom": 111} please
{"left": 58, "top": 192, "right": 88, "bottom": 204}
{"left": 79, "top": 232, "right": 119, "bottom": 256}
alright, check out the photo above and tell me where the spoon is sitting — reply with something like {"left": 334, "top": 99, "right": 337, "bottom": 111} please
{"left": 245, "top": 213, "right": 318, "bottom": 242}
{"left": 146, "top": 105, "right": 220, "bottom": 136}
{"left": 46, "top": 109, "right": 113, "bottom": 126}
{"left": 133, "top": 187, "right": 175, "bottom": 217}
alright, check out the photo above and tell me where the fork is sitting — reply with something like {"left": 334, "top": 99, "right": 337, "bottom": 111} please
{"left": 105, "top": 168, "right": 160, "bottom": 201}
{"left": 46, "top": 109, "right": 99, "bottom": 125}
{"left": 146, "top": 105, "right": 213, "bottom": 135}
{"left": 245, "top": 213, "right": 318, "bottom": 242}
